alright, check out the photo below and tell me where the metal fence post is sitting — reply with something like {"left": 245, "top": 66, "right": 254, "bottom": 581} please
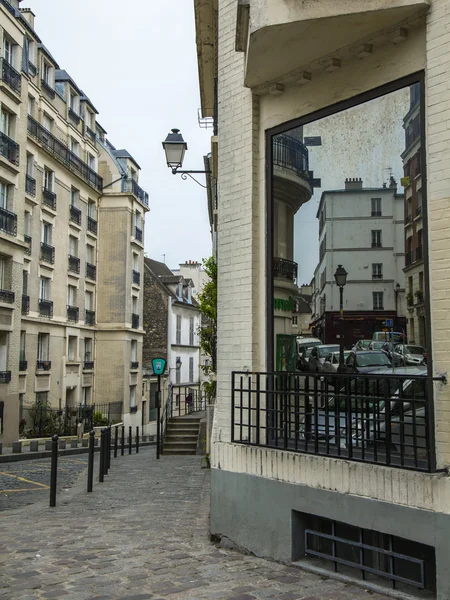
{"left": 106, "top": 427, "right": 111, "bottom": 472}
{"left": 136, "top": 426, "right": 139, "bottom": 453}
{"left": 114, "top": 425, "right": 118, "bottom": 458}
{"left": 121, "top": 425, "right": 125, "bottom": 456}
{"left": 129, "top": 426, "right": 132, "bottom": 455}
{"left": 49, "top": 434, "right": 58, "bottom": 507}
{"left": 87, "top": 430, "right": 95, "bottom": 492}
{"left": 99, "top": 429, "right": 105, "bottom": 483}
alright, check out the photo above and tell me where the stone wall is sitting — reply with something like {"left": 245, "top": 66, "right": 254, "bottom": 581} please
{"left": 142, "top": 268, "right": 169, "bottom": 367}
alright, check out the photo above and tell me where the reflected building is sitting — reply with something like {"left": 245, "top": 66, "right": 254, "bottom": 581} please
{"left": 402, "top": 84, "right": 426, "bottom": 346}
{"left": 311, "top": 178, "right": 406, "bottom": 344}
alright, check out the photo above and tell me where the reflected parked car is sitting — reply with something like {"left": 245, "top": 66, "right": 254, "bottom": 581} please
{"left": 345, "top": 351, "right": 392, "bottom": 373}
{"left": 391, "top": 344, "right": 427, "bottom": 366}
{"left": 368, "top": 341, "right": 385, "bottom": 350}
{"left": 322, "top": 351, "right": 351, "bottom": 374}
{"left": 297, "top": 337, "right": 322, "bottom": 371}
{"left": 352, "top": 339, "right": 372, "bottom": 351}
{"left": 308, "top": 345, "right": 340, "bottom": 372}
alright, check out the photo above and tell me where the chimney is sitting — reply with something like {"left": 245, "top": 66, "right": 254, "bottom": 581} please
{"left": 20, "top": 7, "right": 35, "bottom": 28}
{"left": 345, "top": 177, "right": 363, "bottom": 191}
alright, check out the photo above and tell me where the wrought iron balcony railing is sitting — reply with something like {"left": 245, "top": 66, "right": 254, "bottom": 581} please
{"left": 0, "top": 131, "right": 19, "bottom": 166}
{"left": 0, "top": 289, "right": 14, "bottom": 303}
{"left": 134, "top": 226, "right": 142, "bottom": 243}
{"left": 68, "top": 254, "right": 80, "bottom": 274}
{"left": 273, "top": 134, "right": 309, "bottom": 179}
{"left": 83, "top": 361, "right": 94, "bottom": 370}
{"left": 22, "top": 294, "right": 29, "bottom": 315}
{"left": 26, "top": 174, "right": 36, "bottom": 196}
{"left": 273, "top": 257, "right": 298, "bottom": 281}
{"left": 86, "top": 126, "right": 96, "bottom": 142}
{"left": 24, "top": 234, "right": 31, "bottom": 255}
{"left": 39, "top": 299, "right": 53, "bottom": 318}
{"left": 27, "top": 116, "right": 103, "bottom": 191}
{"left": 70, "top": 204, "right": 81, "bottom": 226}
{"left": 87, "top": 216, "right": 97, "bottom": 235}
{"left": 68, "top": 107, "right": 80, "bottom": 125}
{"left": 42, "top": 187, "right": 56, "bottom": 210}
{"left": 41, "top": 79, "right": 55, "bottom": 98}
{"left": 37, "top": 360, "right": 51, "bottom": 371}
{"left": 132, "top": 313, "right": 139, "bottom": 329}
{"left": 130, "top": 361, "right": 139, "bottom": 369}
{"left": 0, "top": 371, "right": 11, "bottom": 383}
{"left": 0, "top": 206, "right": 17, "bottom": 236}
{"left": 40, "top": 242, "right": 55, "bottom": 264}
{"left": 67, "top": 305, "right": 79, "bottom": 322}
{"left": 132, "top": 270, "right": 140, "bottom": 285}
{"left": 19, "top": 360, "right": 27, "bottom": 371}
{"left": 86, "top": 262, "right": 96, "bottom": 281}
{"left": 123, "top": 178, "right": 149, "bottom": 207}
{"left": 85, "top": 309, "right": 95, "bottom": 326}
{"left": 1, "top": 59, "right": 21, "bottom": 95}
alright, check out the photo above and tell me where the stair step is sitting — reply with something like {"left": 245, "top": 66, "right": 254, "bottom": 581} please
{"left": 164, "top": 442, "right": 197, "bottom": 449}
{"left": 163, "top": 449, "right": 197, "bottom": 455}
{"left": 169, "top": 418, "right": 201, "bottom": 424}
{"left": 167, "top": 428, "right": 199, "bottom": 435}
{"left": 166, "top": 435, "right": 198, "bottom": 441}
{"left": 168, "top": 422, "right": 200, "bottom": 427}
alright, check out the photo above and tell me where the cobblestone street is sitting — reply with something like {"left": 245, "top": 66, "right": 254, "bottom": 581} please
{"left": 0, "top": 447, "right": 392, "bottom": 600}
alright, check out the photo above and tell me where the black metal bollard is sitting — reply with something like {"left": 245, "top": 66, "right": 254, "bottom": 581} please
{"left": 121, "top": 425, "right": 125, "bottom": 456}
{"left": 99, "top": 429, "right": 105, "bottom": 483}
{"left": 136, "top": 426, "right": 139, "bottom": 454}
{"left": 106, "top": 427, "right": 111, "bottom": 473}
{"left": 114, "top": 425, "right": 118, "bottom": 458}
{"left": 49, "top": 434, "right": 58, "bottom": 507}
{"left": 129, "top": 426, "right": 132, "bottom": 455}
{"left": 87, "top": 430, "right": 95, "bottom": 493}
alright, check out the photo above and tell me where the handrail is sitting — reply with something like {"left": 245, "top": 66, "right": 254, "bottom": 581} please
{"left": 160, "top": 384, "right": 173, "bottom": 455}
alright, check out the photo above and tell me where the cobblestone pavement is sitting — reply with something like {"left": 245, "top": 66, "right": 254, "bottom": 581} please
{"left": 0, "top": 447, "right": 392, "bottom": 600}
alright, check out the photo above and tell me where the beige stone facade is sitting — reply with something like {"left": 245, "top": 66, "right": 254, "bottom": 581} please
{"left": 0, "top": 1, "right": 148, "bottom": 444}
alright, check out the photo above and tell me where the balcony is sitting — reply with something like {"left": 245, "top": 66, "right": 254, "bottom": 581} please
{"left": 37, "top": 360, "right": 51, "bottom": 371}
{"left": 273, "top": 257, "right": 298, "bottom": 282}
{"left": 372, "top": 274, "right": 383, "bottom": 280}
{"left": 41, "top": 79, "right": 55, "bottom": 99}
{"left": 25, "top": 174, "right": 36, "bottom": 196}
{"left": 416, "top": 205, "right": 423, "bottom": 218}
{"left": 86, "top": 126, "right": 96, "bottom": 142}
{"left": 19, "top": 360, "right": 27, "bottom": 371}
{"left": 405, "top": 213, "right": 412, "bottom": 225}
{"left": 87, "top": 216, "right": 97, "bottom": 235}
{"left": 1, "top": 59, "right": 21, "bottom": 95}
{"left": 40, "top": 242, "right": 55, "bottom": 264}
{"left": 85, "top": 309, "right": 95, "bottom": 326}
{"left": 132, "top": 270, "right": 140, "bottom": 285}
{"left": 0, "top": 289, "right": 14, "bottom": 304}
{"left": 134, "top": 226, "right": 143, "bottom": 243}
{"left": 68, "top": 107, "right": 81, "bottom": 125}
{"left": 42, "top": 187, "right": 56, "bottom": 210}
{"left": 67, "top": 305, "right": 79, "bottom": 322}
{"left": 83, "top": 361, "right": 94, "bottom": 370}
{"left": 70, "top": 204, "right": 82, "bottom": 226}
{"left": 0, "top": 206, "right": 17, "bottom": 236}
{"left": 86, "top": 263, "right": 96, "bottom": 281}
{"left": 130, "top": 361, "right": 139, "bottom": 370}
{"left": 68, "top": 255, "right": 80, "bottom": 274}
{"left": 22, "top": 294, "right": 29, "bottom": 315}
{"left": 132, "top": 313, "right": 139, "bottom": 329}
{"left": 27, "top": 116, "right": 103, "bottom": 191}
{"left": 123, "top": 178, "right": 149, "bottom": 207}
{"left": 416, "top": 245, "right": 423, "bottom": 261}
{"left": 0, "top": 131, "right": 19, "bottom": 166}
{"left": 371, "top": 211, "right": 382, "bottom": 217}
{"left": 273, "top": 134, "right": 312, "bottom": 209}
{"left": 39, "top": 299, "right": 53, "bottom": 318}
{"left": 24, "top": 234, "right": 31, "bottom": 255}
{"left": 0, "top": 371, "right": 11, "bottom": 383}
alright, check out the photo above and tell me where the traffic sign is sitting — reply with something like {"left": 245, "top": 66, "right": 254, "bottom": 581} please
{"left": 152, "top": 357, "right": 166, "bottom": 376}
{"left": 385, "top": 319, "right": 393, "bottom": 328}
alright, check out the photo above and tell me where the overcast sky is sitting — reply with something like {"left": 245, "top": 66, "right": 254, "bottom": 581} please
{"left": 29, "top": 0, "right": 212, "bottom": 270}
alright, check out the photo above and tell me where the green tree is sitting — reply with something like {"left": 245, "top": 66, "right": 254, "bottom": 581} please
{"left": 198, "top": 257, "right": 217, "bottom": 401}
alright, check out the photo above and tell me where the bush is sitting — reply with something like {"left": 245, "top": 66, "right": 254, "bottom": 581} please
{"left": 93, "top": 411, "right": 109, "bottom": 426}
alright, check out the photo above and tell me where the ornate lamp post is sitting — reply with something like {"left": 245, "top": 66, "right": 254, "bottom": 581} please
{"left": 334, "top": 265, "right": 348, "bottom": 371}
{"left": 162, "top": 129, "right": 211, "bottom": 186}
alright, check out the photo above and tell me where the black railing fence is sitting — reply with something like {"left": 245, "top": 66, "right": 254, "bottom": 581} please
{"left": 273, "top": 133, "right": 309, "bottom": 178}
{"left": 231, "top": 371, "right": 445, "bottom": 473}
{"left": 273, "top": 257, "right": 298, "bottom": 281}
{"left": 170, "top": 385, "right": 202, "bottom": 417}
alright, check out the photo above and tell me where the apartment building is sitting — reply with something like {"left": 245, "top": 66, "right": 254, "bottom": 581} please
{"left": 195, "top": 0, "right": 450, "bottom": 598}
{"left": 0, "top": 0, "right": 148, "bottom": 443}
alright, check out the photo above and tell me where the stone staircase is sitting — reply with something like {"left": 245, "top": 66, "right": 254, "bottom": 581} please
{"left": 163, "top": 416, "right": 201, "bottom": 455}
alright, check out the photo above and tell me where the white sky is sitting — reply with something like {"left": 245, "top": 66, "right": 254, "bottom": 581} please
{"left": 29, "top": 0, "right": 213, "bottom": 270}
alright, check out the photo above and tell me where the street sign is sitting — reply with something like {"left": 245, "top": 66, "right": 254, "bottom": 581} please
{"left": 152, "top": 357, "right": 166, "bottom": 376}
{"left": 385, "top": 319, "right": 394, "bottom": 328}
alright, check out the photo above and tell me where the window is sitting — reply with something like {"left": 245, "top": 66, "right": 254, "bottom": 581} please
{"left": 68, "top": 336, "right": 77, "bottom": 361}
{"left": 39, "top": 277, "right": 50, "bottom": 300}
{"left": 189, "top": 357, "right": 194, "bottom": 383}
{"left": 43, "top": 61, "right": 52, "bottom": 85}
{"left": 371, "top": 198, "right": 382, "bottom": 217}
{"left": 70, "top": 138, "right": 79, "bottom": 156}
{"left": 20, "top": 331, "right": 26, "bottom": 362}
{"left": 0, "top": 182, "right": 9, "bottom": 210}
{"left": 26, "top": 153, "right": 34, "bottom": 177}
{"left": 28, "top": 38, "right": 35, "bottom": 64}
{"left": 175, "top": 357, "right": 181, "bottom": 384}
{"left": 44, "top": 168, "right": 54, "bottom": 191}
{"left": 186, "top": 286, "right": 192, "bottom": 304}
{"left": 27, "top": 96, "right": 35, "bottom": 117}
{"left": 131, "top": 340, "right": 137, "bottom": 362}
{"left": 88, "top": 200, "right": 96, "bottom": 219}
{"left": 84, "top": 337, "right": 92, "bottom": 361}
{"left": 35, "top": 391, "right": 48, "bottom": 404}
{"left": 176, "top": 314, "right": 181, "bottom": 344}
{"left": 41, "top": 221, "right": 52, "bottom": 245}
{"left": 189, "top": 317, "right": 194, "bottom": 346}
{"left": 176, "top": 283, "right": 183, "bottom": 299}
{"left": 408, "top": 276, "right": 413, "bottom": 297}
{"left": 3, "top": 37, "right": 13, "bottom": 66}
{"left": 69, "top": 235, "right": 78, "bottom": 257}
{"left": 22, "top": 270, "right": 28, "bottom": 295}
{"left": 132, "top": 252, "right": 139, "bottom": 271}
{"left": 88, "top": 153, "right": 96, "bottom": 171}
{"left": 292, "top": 315, "right": 298, "bottom": 326}
{"left": 419, "top": 271, "right": 424, "bottom": 292}
{"left": 1, "top": 109, "right": 11, "bottom": 137}
{"left": 70, "top": 91, "right": 77, "bottom": 111}
{"left": 82, "top": 387, "right": 91, "bottom": 406}
{"left": 71, "top": 187, "right": 79, "bottom": 206}
{"left": 85, "top": 290, "right": 94, "bottom": 311}
{"left": 371, "top": 230, "right": 382, "bottom": 248}
{"left": 86, "top": 244, "right": 95, "bottom": 264}
{"left": 67, "top": 285, "right": 76, "bottom": 306}
{"left": 130, "top": 385, "right": 137, "bottom": 409}
{"left": 372, "top": 264, "right": 383, "bottom": 280}
{"left": 373, "top": 292, "right": 384, "bottom": 310}
{"left": 37, "top": 333, "right": 49, "bottom": 361}
{"left": 132, "top": 295, "right": 138, "bottom": 314}
{"left": 85, "top": 109, "right": 93, "bottom": 129}
{"left": 135, "top": 211, "right": 141, "bottom": 229}
{"left": 42, "top": 114, "right": 52, "bottom": 132}
{"left": 0, "top": 257, "right": 6, "bottom": 289}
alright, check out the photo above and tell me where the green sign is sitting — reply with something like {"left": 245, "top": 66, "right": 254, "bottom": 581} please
{"left": 274, "top": 296, "right": 294, "bottom": 312}
{"left": 152, "top": 357, "right": 167, "bottom": 376}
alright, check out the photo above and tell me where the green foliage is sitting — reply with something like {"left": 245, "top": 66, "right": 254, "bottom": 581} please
{"left": 93, "top": 411, "right": 109, "bottom": 426}
{"left": 204, "top": 453, "right": 211, "bottom": 469}
{"left": 198, "top": 257, "right": 217, "bottom": 376}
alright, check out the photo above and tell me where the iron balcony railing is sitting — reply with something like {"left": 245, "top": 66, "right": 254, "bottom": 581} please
{"left": 22, "top": 294, "right": 29, "bottom": 315}
{"left": 273, "top": 257, "right": 298, "bottom": 281}
{"left": 68, "top": 254, "right": 80, "bottom": 274}
{"left": 27, "top": 116, "right": 103, "bottom": 191}
{"left": 1, "top": 59, "right": 21, "bottom": 95}
{"left": 42, "top": 187, "right": 56, "bottom": 210}
{"left": 68, "top": 107, "right": 80, "bottom": 125}
{"left": 416, "top": 246, "right": 423, "bottom": 261}
{"left": 70, "top": 204, "right": 82, "bottom": 226}
{"left": 86, "top": 126, "right": 96, "bottom": 142}
{"left": 416, "top": 205, "right": 423, "bottom": 217}
{"left": 130, "top": 361, "right": 139, "bottom": 370}
{"left": 85, "top": 309, "right": 95, "bottom": 326}
{"left": 25, "top": 174, "right": 36, "bottom": 196}
{"left": 371, "top": 211, "right": 382, "bottom": 217}
{"left": 41, "top": 79, "right": 55, "bottom": 98}
{"left": 87, "top": 216, "right": 97, "bottom": 235}
{"left": 86, "top": 262, "right": 96, "bottom": 280}
{"left": 123, "top": 178, "right": 149, "bottom": 207}
{"left": 134, "top": 226, "right": 142, "bottom": 242}
{"left": 132, "top": 313, "right": 139, "bottom": 329}
{"left": 0, "top": 131, "right": 19, "bottom": 166}
{"left": 40, "top": 242, "right": 55, "bottom": 264}
{"left": 132, "top": 270, "right": 140, "bottom": 285}
{"left": 273, "top": 133, "right": 309, "bottom": 179}
{"left": 231, "top": 371, "right": 445, "bottom": 473}
{"left": 39, "top": 299, "right": 53, "bottom": 318}
{"left": 0, "top": 371, "right": 11, "bottom": 383}
{"left": 37, "top": 360, "right": 51, "bottom": 371}
{"left": 0, "top": 206, "right": 17, "bottom": 236}
{"left": 83, "top": 361, "right": 94, "bottom": 370}
{"left": 19, "top": 361, "right": 27, "bottom": 371}
{"left": 67, "top": 305, "right": 79, "bottom": 322}
{"left": 24, "top": 234, "right": 31, "bottom": 255}
{"left": 0, "top": 289, "right": 14, "bottom": 303}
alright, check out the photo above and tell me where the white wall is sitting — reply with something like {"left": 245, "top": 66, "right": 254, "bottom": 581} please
{"left": 168, "top": 301, "right": 201, "bottom": 386}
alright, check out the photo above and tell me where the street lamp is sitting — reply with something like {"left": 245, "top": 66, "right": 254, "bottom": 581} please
{"left": 162, "top": 129, "right": 211, "bottom": 185}
{"left": 334, "top": 264, "right": 348, "bottom": 371}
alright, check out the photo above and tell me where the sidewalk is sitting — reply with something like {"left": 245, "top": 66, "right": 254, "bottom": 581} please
{"left": 0, "top": 447, "right": 392, "bottom": 600}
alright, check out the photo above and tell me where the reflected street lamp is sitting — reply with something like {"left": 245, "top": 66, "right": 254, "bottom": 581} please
{"left": 162, "top": 129, "right": 211, "bottom": 186}
{"left": 334, "top": 265, "right": 348, "bottom": 371}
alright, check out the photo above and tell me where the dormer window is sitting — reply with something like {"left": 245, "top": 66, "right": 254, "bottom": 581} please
{"left": 177, "top": 283, "right": 183, "bottom": 299}
{"left": 186, "top": 286, "right": 192, "bottom": 304}
{"left": 43, "top": 61, "right": 52, "bottom": 85}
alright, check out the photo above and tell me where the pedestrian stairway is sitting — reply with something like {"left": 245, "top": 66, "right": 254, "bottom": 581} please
{"left": 163, "top": 416, "right": 201, "bottom": 455}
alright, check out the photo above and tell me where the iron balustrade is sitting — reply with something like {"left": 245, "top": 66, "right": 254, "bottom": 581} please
{"left": 83, "top": 361, "right": 94, "bottom": 370}
{"left": 26, "top": 174, "right": 36, "bottom": 196}
{"left": 21, "top": 294, "right": 29, "bottom": 315}
{"left": 40, "top": 242, "right": 55, "bottom": 264}
{"left": 87, "top": 216, "right": 97, "bottom": 234}
{"left": 273, "top": 133, "right": 309, "bottom": 179}
{"left": 1, "top": 59, "right": 21, "bottom": 95}
{"left": 0, "top": 289, "right": 14, "bottom": 303}
{"left": 273, "top": 257, "right": 298, "bottom": 281}
{"left": 67, "top": 305, "right": 79, "bottom": 322}
{"left": 68, "top": 254, "right": 80, "bottom": 274}
{"left": 39, "top": 299, "right": 53, "bottom": 318}
{"left": 42, "top": 187, "right": 56, "bottom": 210}
{"left": 0, "top": 206, "right": 17, "bottom": 236}
{"left": 132, "top": 270, "right": 140, "bottom": 285}
{"left": 86, "top": 262, "right": 96, "bottom": 280}
{"left": 371, "top": 211, "right": 382, "bottom": 217}
{"left": 130, "top": 361, "right": 139, "bottom": 369}
{"left": 24, "top": 234, "right": 31, "bottom": 255}
{"left": 134, "top": 226, "right": 142, "bottom": 242}
{"left": 0, "top": 371, "right": 11, "bottom": 383}
{"left": 416, "top": 205, "right": 423, "bottom": 217}
{"left": 231, "top": 371, "right": 445, "bottom": 473}
{"left": 70, "top": 204, "right": 82, "bottom": 225}
{"left": 123, "top": 178, "right": 149, "bottom": 207}
{"left": 416, "top": 246, "right": 423, "bottom": 260}
{"left": 68, "top": 107, "right": 80, "bottom": 125}
{"left": 85, "top": 309, "right": 95, "bottom": 326}
{"left": 19, "top": 361, "right": 27, "bottom": 371}
{"left": 132, "top": 313, "right": 139, "bottom": 329}
{"left": 169, "top": 386, "right": 202, "bottom": 418}
{"left": 37, "top": 360, "right": 51, "bottom": 371}
{"left": 0, "top": 131, "right": 19, "bottom": 166}
{"left": 27, "top": 116, "right": 103, "bottom": 191}
{"left": 41, "top": 79, "right": 55, "bottom": 98}
{"left": 86, "top": 126, "right": 96, "bottom": 142}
